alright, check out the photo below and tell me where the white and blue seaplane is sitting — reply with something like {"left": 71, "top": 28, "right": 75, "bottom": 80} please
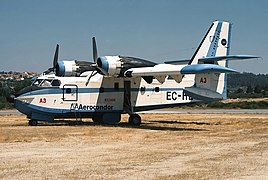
{"left": 14, "top": 21, "right": 258, "bottom": 126}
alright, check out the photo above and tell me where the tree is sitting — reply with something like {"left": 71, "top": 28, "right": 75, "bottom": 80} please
{"left": 254, "top": 85, "right": 262, "bottom": 94}
{"left": 246, "top": 85, "right": 253, "bottom": 94}
{"left": 236, "top": 88, "right": 244, "bottom": 94}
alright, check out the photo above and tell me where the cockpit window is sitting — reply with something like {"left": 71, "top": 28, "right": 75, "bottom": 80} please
{"left": 32, "top": 79, "right": 44, "bottom": 86}
{"left": 32, "top": 79, "right": 61, "bottom": 87}
{"left": 40, "top": 80, "right": 53, "bottom": 87}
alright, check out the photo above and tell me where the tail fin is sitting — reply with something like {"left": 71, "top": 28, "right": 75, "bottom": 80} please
{"left": 185, "top": 21, "right": 231, "bottom": 100}
{"left": 189, "top": 21, "right": 231, "bottom": 65}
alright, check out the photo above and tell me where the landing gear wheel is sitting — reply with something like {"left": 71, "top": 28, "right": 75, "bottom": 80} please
{"left": 29, "top": 119, "right": 38, "bottom": 126}
{"left": 129, "top": 114, "right": 141, "bottom": 126}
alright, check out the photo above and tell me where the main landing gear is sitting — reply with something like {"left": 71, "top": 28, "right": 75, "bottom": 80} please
{"left": 128, "top": 114, "right": 141, "bottom": 126}
{"left": 92, "top": 113, "right": 141, "bottom": 126}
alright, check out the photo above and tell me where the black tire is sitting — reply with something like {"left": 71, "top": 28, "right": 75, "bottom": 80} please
{"left": 29, "top": 119, "right": 38, "bottom": 126}
{"left": 129, "top": 114, "right": 141, "bottom": 126}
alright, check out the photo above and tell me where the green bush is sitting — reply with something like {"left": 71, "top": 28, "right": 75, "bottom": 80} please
{"left": 207, "top": 101, "right": 268, "bottom": 109}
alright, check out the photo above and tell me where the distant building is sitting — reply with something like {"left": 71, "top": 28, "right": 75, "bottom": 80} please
{"left": 0, "top": 71, "right": 38, "bottom": 81}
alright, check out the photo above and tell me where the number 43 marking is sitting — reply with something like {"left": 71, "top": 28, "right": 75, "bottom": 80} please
{"left": 39, "top": 98, "right": 46, "bottom": 103}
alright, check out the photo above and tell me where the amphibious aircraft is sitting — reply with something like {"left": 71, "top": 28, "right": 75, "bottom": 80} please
{"left": 14, "top": 21, "right": 258, "bottom": 126}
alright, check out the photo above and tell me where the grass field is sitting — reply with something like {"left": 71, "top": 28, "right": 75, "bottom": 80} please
{"left": 0, "top": 113, "right": 268, "bottom": 179}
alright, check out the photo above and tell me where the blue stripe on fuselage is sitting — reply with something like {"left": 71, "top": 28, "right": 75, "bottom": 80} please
{"left": 19, "top": 87, "right": 184, "bottom": 97}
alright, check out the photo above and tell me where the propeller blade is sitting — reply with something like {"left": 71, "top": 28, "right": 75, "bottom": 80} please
{"left": 92, "top": 37, "right": 98, "bottom": 63}
{"left": 53, "top": 44, "right": 59, "bottom": 68}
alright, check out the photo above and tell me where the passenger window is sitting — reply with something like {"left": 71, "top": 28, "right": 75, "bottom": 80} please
{"left": 66, "top": 88, "right": 72, "bottom": 94}
{"left": 140, "top": 86, "right": 146, "bottom": 95}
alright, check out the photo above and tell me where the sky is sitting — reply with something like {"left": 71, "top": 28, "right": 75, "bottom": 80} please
{"left": 0, "top": 0, "right": 267, "bottom": 74}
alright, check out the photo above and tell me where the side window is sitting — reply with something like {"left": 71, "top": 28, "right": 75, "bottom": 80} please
{"left": 140, "top": 86, "right": 146, "bottom": 95}
{"left": 114, "top": 82, "right": 119, "bottom": 91}
{"left": 154, "top": 87, "right": 160, "bottom": 92}
{"left": 66, "top": 88, "right": 72, "bottom": 94}
{"left": 51, "top": 79, "right": 61, "bottom": 87}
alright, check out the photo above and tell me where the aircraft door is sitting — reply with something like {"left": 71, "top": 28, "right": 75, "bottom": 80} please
{"left": 62, "top": 84, "right": 78, "bottom": 101}
{"left": 123, "top": 81, "right": 131, "bottom": 112}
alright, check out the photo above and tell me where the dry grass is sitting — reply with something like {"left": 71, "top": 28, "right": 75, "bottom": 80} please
{"left": 0, "top": 113, "right": 268, "bottom": 179}
{"left": 223, "top": 97, "right": 268, "bottom": 103}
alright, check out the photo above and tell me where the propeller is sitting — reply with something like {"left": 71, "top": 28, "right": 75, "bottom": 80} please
{"left": 91, "top": 37, "right": 107, "bottom": 75}
{"left": 86, "top": 37, "right": 100, "bottom": 86}
{"left": 44, "top": 44, "right": 59, "bottom": 74}
{"left": 92, "top": 37, "right": 98, "bottom": 63}
{"left": 44, "top": 38, "right": 100, "bottom": 79}
{"left": 53, "top": 44, "right": 59, "bottom": 68}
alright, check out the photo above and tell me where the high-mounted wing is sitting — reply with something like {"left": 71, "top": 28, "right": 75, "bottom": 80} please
{"left": 124, "top": 63, "right": 238, "bottom": 83}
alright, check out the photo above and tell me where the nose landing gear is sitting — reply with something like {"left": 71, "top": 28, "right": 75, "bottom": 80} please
{"left": 28, "top": 119, "right": 38, "bottom": 126}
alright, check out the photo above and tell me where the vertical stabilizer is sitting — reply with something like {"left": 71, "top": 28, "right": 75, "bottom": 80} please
{"left": 186, "top": 21, "right": 231, "bottom": 100}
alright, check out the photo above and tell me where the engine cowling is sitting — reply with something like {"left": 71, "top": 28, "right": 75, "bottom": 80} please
{"left": 56, "top": 60, "right": 95, "bottom": 77}
{"left": 96, "top": 56, "right": 122, "bottom": 77}
{"left": 56, "top": 60, "right": 77, "bottom": 76}
{"left": 96, "top": 56, "right": 158, "bottom": 77}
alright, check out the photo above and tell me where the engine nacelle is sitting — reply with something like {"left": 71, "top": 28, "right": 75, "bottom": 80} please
{"left": 56, "top": 60, "right": 78, "bottom": 76}
{"left": 56, "top": 60, "right": 95, "bottom": 77}
{"left": 96, "top": 56, "right": 122, "bottom": 77}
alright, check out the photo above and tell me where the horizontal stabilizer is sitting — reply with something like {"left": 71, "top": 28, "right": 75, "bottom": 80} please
{"left": 199, "top": 55, "right": 260, "bottom": 63}
{"left": 164, "top": 55, "right": 259, "bottom": 65}
{"left": 184, "top": 87, "right": 223, "bottom": 101}
{"left": 180, "top": 64, "right": 238, "bottom": 74}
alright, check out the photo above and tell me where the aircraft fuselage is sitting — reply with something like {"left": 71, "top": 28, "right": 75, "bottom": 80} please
{"left": 15, "top": 73, "right": 197, "bottom": 124}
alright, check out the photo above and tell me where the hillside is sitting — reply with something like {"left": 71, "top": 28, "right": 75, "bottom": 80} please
{"left": 228, "top": 73, "right": 268, "bottom": 88}
{"left": 227, "top": 73, "right": 268, "bottom": 98}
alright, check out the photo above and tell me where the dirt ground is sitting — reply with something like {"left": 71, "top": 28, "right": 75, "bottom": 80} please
{"left": 0, "top": 113, "right": 268, "bottom": 180}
